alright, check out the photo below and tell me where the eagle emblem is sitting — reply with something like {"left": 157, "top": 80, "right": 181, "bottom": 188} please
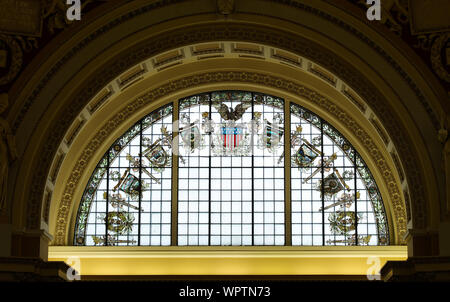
{"left": 212, "top": 101, "right": 252, "bottom": 121}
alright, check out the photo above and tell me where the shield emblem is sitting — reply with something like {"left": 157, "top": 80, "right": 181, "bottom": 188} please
{"left": 318, "top": 172, "right": 345, "bottom": 198}
{"left": 180, "top": 123, "right": 201, "bottom": 151}
{"left": 295, "top": 143, "right": 320, "bottom": 168}
{"left": 221, "top": 125, "right": 244, "bottom": 150}
{"left": 262, "top": 121, "right": 283, "bottom": 148}
{"left": 119, "top": 173, "right": 140, "bottom": 195}
{"left": 144, "top": 144, "right": 168, "bottom": 168}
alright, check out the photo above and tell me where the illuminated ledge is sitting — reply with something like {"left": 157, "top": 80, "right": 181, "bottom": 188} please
{"left": 49, "top": 246, "right": 407, "bottom": 276}
{"left": 49, "top": 246, "right": 407, "bottom": 258}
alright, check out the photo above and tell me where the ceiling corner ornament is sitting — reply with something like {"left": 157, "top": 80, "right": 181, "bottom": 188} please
{"left": 0, "top": 0, "right": 106, "bottom": 87}
{"left": 52, "top": 71, "right": 407, "bottom": 245}
{"left": 0, "top": 34, "right": 23, "bottom": 86}
{"left": 0, "top": 0, "right": 42, "bottom": 37}
{"left": 43, "top": 0, "right": 106, "bottom": 33}
{"left": 373, "top": 0, "right": 409, "bottom": 35}
{"left": 430, "top": 33, "right": 450, "bottom": 83}
{"left": 43, "top": 0, "right": 74, "bottom": 34}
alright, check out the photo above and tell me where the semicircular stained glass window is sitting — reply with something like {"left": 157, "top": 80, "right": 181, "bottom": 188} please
{"left": 74, "top": 91, "right": 389, "bottom": 246}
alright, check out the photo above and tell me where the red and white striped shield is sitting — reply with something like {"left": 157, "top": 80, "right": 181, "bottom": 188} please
{"left": 221, "top": 125, "right": 244, "bottom": 150}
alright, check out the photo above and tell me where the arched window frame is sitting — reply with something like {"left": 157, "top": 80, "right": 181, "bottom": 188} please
{"left": 74, "top": 91, "right": 389, "bottom": 247}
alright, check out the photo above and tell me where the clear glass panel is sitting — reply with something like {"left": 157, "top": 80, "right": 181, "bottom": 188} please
{"left": 252, "top": 93, "right": 285, "bottom": 245}
{"left": 178, "top": 94, "right": 211, "bottom": 246}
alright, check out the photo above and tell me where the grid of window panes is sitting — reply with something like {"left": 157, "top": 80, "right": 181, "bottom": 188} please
{"left": 208, "top": 92, "right": 254, "bottom": 246}
{"left": 140, "top": 112, "right": 173, "bottom": 246}
{"left": 74, "top": 105, "right": 173, "bottom": 246}
{"left": 253, "top": 93, "right": 285, "bottom": 245}
{"left": 178, "top": 91, "right": 285, "bottom": 245}
{"left": 178, "top": 94, "right": 211, "bottom": 245}
{"left": 74, "top": 91, "right": 389, "bottom": 247}
{"left": 290, "top": 103, "right": 386, "bottom": 245}
{"left": 290, "top": 109, "right": 324, "bottom": 245}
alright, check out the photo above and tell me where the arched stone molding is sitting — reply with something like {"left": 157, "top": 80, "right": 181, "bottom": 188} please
{"left": 5, "top": 0, "right": 446, "bottom": 256}
{"left": 47, "top": 64, "right": 406, "bottom": 246}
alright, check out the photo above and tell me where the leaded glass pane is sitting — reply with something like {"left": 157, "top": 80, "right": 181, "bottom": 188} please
{"left": 74, "top": 104, "right": 173, "bottom": 246}
{"left": 178, "top": 91, "right": 285, "bottom": 246}
{"left": 290, "top": 103, "right": 388, "bottom": 245}
{"left": 74, "top": 91, "right": 389, "bottom": 247}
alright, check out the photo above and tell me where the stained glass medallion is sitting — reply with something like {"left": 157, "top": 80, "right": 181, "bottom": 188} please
{"left": 74, "top": 91, "right": 389, "bottom": 246}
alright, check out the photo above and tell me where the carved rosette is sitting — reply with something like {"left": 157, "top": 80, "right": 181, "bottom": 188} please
{"left": 431, "top": 33, "right": 450, "bottom": 83}
{"left": 0, "top": 34, "right": 23, "bottom": 86}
